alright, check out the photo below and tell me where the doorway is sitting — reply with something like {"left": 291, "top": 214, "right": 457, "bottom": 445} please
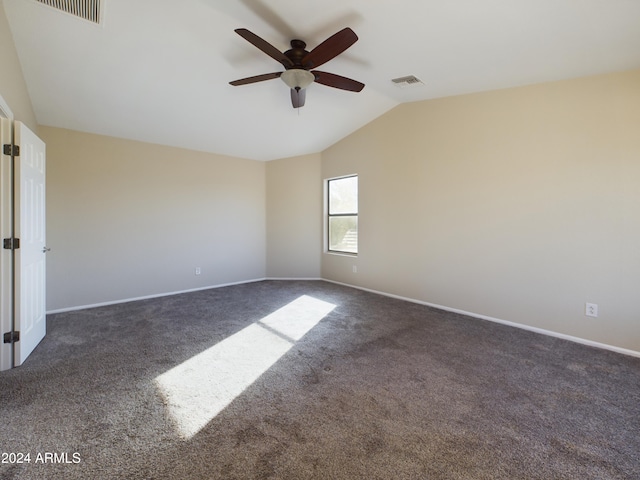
{"left": 0, "top": 97, "right": 47, "bottom": 371}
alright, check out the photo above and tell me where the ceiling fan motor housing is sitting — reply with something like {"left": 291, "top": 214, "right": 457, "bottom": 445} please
{"left": 285, "top": 39, "right": 311, "bottom": 68}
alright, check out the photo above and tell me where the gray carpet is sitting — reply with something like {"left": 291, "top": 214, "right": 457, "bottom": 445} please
{"left": 1, "top": 280, "right": 639, "bottom": 479}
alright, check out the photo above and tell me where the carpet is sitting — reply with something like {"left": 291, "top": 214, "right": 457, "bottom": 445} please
{"left": 1, "top": 280, "right": 639, "bottom": 479}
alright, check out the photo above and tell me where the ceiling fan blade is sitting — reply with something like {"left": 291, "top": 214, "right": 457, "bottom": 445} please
{"left": 291, "top": 87, "right": 306, "bottom": 108}
{"left": 229, "top": 72, "right": 282, "bottom": 86}
{"left": 302, "top": 27, "right": 358, "bottom": 69}
{"left": 234, "top": 28, "right": 294, "bottom": 68}
{"left": 312, "top": 71, "right": 364, "bottom": 92}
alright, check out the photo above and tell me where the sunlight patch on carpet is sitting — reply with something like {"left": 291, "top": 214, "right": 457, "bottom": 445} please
{"left": 154, "top": 295, "right": 335, "bottom": 439}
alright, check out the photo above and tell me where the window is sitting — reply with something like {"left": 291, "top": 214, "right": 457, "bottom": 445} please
{"left": 327, "top": 175, "right": 358, "bottom": 254}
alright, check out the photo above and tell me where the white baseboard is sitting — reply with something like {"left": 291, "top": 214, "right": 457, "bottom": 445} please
{"left": 323, "top": 279, "right": 640, "bottom": 359}
{"left": 46, "top": 278, "right": 267, "bottom": 314}
{"left": 47, "top": 277, "right": 323, "bottom": 314}
{"left": 264, "top": 277, "right": 323, "bottom": 281}
{"left": 47, "top": 276, "right": 640, "bottom": 359}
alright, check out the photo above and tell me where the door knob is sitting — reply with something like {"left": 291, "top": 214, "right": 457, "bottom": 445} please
{"left": 42, "top": 247, "right": 51, "bottom": 253}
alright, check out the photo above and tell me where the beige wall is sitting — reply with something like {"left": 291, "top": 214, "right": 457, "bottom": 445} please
{"left": 0, "top": 0, "right": 37, "bottom": 129}
{"left": 42, "top": 127, "right": 266, "bottom": 311}
{"left": 322, "top": 69, "right": 640, "bottom": 352}
{"left": 266, "top": 153, "right": 322, "bottom": 278}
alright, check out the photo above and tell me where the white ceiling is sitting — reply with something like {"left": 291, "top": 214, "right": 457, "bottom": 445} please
{"left": 4, "top": 0, "right": 640, "bottom": 161}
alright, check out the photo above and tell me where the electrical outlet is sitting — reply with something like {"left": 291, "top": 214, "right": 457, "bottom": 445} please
{"left": 585, "top": 303, "right": 598, "bottom": 317}
{"left": 195, "top": 267, "right": 201, "bottom": 275}
{"left": 352, "top": 265, "right": 357, "bottom": 273}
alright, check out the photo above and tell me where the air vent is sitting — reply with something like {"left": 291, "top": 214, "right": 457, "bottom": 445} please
{"left": 35, "top": 0, "right": 101, "bottom": 24}
{"left": 391, "top": 75, "right": 425, "bottom": 89}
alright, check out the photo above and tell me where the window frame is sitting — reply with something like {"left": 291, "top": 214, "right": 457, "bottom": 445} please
{"left": 326, "top": 174, "right": 358, "bottom": 256}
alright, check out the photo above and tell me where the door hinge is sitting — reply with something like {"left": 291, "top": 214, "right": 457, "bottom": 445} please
{"left": 2, "top": 144, "right": 19, "bottom": 156}
{"left": 3, "top": 331, "right": 20, "bottom": 344}
{"left": 3, "top": 238, "right": 20, "bottom": 250}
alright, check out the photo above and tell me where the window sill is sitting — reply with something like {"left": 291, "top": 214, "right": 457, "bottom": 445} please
{"left": 325, "top": 250, "right": 358, "bottom": 258}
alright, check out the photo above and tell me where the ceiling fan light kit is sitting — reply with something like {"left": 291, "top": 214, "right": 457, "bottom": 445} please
{"left": 230, "top": 27, "right": 365, "bottom": 108}
{"left": 280, "top": 69, "right": 315, "bottom": 89}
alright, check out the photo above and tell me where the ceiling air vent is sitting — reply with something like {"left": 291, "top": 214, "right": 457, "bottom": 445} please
{"left": 391, "top": 75, "right": 425, "bottom": 89}
{"left": 35, "top": 0, "right": 101, "bottom": 24}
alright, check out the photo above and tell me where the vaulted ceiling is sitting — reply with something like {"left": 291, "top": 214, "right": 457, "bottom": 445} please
{"left": 4, "top": 0, "right": 640, "bottom": 161}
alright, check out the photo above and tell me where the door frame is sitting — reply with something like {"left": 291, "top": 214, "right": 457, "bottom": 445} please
{"left": 0, "top": 95, "right": 14, "bottom": 371}
{"left": 0, "top": 94, "right": 13, "bottom": 120}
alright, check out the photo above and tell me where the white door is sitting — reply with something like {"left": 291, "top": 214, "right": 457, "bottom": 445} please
{"left": 13, "top": 121, "right": 47, "bottom": 366}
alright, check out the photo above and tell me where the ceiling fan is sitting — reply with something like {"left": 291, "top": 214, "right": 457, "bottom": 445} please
{"left": 229, "top": 27, "right": 365, "bottom": 108}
